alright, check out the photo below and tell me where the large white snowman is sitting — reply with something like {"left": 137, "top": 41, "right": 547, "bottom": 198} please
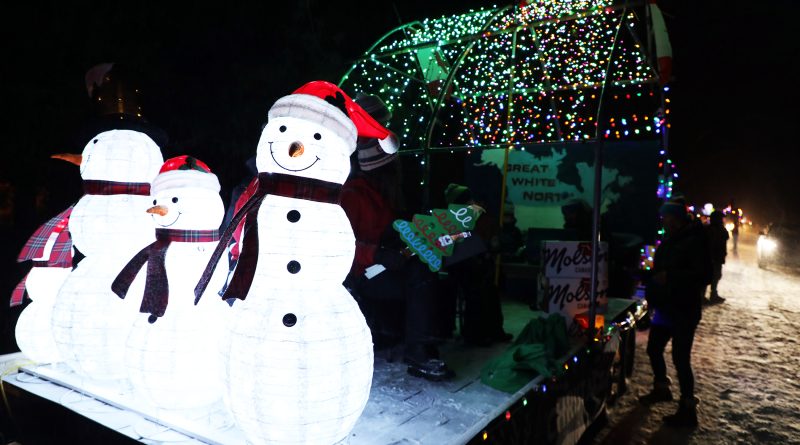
{"left": 195, "top": 81, "right": 397, "bottom": 445}
{"left": 50, "top": 129, "right": 163, "bottom": 380}
{"left": 113, "top": 155, "right": 229, "bottom": 410}
{"left": 12, "top": 208, "right": 73, "bottom": 364}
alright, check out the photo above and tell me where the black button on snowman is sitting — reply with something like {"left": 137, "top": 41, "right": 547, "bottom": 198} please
{"left": 287, "top": 209, "right": 301, "bottom": 222}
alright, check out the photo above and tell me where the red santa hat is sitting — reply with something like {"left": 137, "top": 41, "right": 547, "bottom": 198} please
{"left": 268, "top": 81, "right": 399, "bottom": 154}
{"left": 152, "top": 155, "right": 220, "bottom": 194}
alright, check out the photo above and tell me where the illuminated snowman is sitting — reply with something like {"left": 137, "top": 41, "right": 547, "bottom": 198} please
{"left": 112, "top": 155, "right": 229, "bottom": 410}
{"left": 12, "top": 208, "right": 73, "bottom": 364}
{"left": 50, "top": 129, "right": 163, "bottom": 380}
{"left": 195, "top": 81, "right": 397, "bottom": 445}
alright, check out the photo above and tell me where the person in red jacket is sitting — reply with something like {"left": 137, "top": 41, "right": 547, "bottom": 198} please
{"left": 341, "top": 93, "right": 454, "bottom": 382}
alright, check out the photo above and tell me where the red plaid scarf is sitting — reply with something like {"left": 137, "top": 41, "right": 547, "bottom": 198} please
{"left": 11, "top": 208, "right": 73, "bottom": 307}
{"left": 230, "top": 177, "right": 260, "bottom": 261}
{"left": 194, "top": 172, "right": 342, "bottom": 304}
{"left": 112, "top": 228, "right": 220, "bottom": 323}
{"left": 83, "top": 180, "right": 151, "bottom": 196}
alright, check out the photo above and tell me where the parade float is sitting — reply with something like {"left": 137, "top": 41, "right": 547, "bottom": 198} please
{"left": 337, "top": 0, "right": 669, "bottom": 442}
{"left": 2, "top": 1, "right": 669, "bottom": 444}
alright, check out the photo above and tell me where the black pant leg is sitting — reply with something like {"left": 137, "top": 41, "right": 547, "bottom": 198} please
{"left": 357, "top": 270, "right": 406, "bottom": 338}
{"left": 647, "top": 323, "right": 672, "bottom": 383}
{"left": 671, "top": 321, "right": 698, "bottom": 399}
{"left": 403, "top": 260, "right": 441, "bottom": 345}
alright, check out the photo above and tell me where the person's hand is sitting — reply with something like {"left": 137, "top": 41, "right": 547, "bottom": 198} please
{"left": 653, "top": 271, "right": 667, "bottom": 286}
{"left": 374, "top": 248, "right": 407, "bottom": 271}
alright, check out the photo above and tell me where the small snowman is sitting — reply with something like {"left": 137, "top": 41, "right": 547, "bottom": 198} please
{"left": 112, "top": 155, "right": 229, "bottom": 410}
{"left": 195, "top": 81, "right": 398, "bottom": 445}
{"left": 50, "top": 129, "right": 163, "bottom": 380}
{"left": 12, "top": 208, "right": 73, "bottom": 364}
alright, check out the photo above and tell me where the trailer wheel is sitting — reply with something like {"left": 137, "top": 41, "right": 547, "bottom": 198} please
{"left": 607, "top": 338, "right": 627, "bottom": 405}
{"left": 636, "top": 308, "right": 651, "bottom": 331}
{"left": 624, "top": 329, "right": 636, "bottom": 378}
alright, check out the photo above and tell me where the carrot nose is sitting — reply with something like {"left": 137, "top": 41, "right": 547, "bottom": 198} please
{"left": 289, "top": 141, "right": 305, "bottom": 158}
{"left": 146, "top": 205, "right": 169, "bottom": 216}
{"left": 51, "top": 153, "right": 83, "bottom": 166}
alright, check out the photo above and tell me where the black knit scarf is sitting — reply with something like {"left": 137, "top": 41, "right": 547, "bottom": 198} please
{"left": 193, "top": 172, "right": 342, "bottom": 304}
{"left": 112, "top": 228, "right": 220, "bottom": 323}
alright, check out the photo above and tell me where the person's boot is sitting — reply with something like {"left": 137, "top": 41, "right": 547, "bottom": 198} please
{"left": 663, "top": 396, "right": 699, "bottom": 428}
{"left": 638, "top": 379, "right": 673, "bottom": 405}
{"left": 404, "top": 343, "right": 455, "bottom": 382}
{"left": 709, "top": 292, "right": 726, "bottom": 304}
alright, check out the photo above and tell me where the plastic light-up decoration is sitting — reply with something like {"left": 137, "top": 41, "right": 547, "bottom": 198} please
{"left": 222, "top": 88, "right": 373, "bottom": 444}
{"left": 123, "top": 158, "right": 230, "bottom": 410}
{"left": 15, "top": 267, "right": 71, "bottom": 363}
{"left": 51, "top": 129, "right": 163, "bottom": 380}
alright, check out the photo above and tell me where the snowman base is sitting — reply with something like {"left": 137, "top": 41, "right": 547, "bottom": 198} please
{"left": 18, "top": 363, "right": 240, "bottom": 444}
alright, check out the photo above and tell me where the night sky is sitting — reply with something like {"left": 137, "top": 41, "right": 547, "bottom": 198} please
{"left": 3, "top": 1, "right": 799, "bottom": 221}
{"left": 1, "top": 0, "right": 798, "bottom": 259}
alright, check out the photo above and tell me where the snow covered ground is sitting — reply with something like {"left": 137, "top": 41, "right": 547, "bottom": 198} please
{"left": 591, "top": 231, "right": 800, "bottom": 445}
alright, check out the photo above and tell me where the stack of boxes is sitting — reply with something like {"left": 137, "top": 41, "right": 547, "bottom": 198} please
{"left": 539, "top": 241, "right": 609, "bottom": 331}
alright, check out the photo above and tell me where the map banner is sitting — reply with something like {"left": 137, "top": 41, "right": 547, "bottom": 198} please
{"left": 464, "top": 141, "right": 661, "bottom": 243}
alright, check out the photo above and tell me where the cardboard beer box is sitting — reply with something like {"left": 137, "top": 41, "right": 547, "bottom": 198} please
{"left": 541, "top": 241, "right": 609, "bottom": 279}
{"left": 539, "top": 276, "right": 609, "bottom": 330}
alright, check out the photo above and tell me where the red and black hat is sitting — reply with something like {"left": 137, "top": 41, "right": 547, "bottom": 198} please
{"left": 152, "top": 155, "right": 220, "bottom": 194}
{"left": 267, "top": 81, "right": 399, "bottom": 154}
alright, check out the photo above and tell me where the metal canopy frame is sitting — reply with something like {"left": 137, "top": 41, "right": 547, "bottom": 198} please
{"left": 340, "top": 0, "right": 667, "bottom": 335}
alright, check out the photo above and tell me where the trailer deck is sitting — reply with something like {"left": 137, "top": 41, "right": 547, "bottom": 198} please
{"left": 2, "top": 298, "right": 644, "bottom": 444}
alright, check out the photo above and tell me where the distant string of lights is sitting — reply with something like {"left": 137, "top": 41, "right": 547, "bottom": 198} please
{"left": 340, "top": 0, "right": 672, "bottom": 196}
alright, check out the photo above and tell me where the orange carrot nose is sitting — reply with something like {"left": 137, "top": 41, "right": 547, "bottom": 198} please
{"left": 289, "top": 141, "right": 305, "bottom": 158}
{"left": 51, "top": 153, "right": 83, "bottom": 166}
{"left": 146, "top": 205, "right": 169, "bottom": 216}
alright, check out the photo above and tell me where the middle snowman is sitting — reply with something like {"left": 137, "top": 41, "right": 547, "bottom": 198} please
{"left": 195, "top": 81, "right": 398, "bottom": 445}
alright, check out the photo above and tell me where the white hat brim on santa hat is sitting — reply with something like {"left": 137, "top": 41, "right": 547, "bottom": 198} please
{"left": 268, "top": 94, "right": 357, "bottom": 147}
{"left": 152, "top": 169, "right": 220, "bottom": 195}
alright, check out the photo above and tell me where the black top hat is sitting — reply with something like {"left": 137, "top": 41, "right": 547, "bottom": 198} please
{"left": 76, "top": 63, "right": 168, "bottom": 147}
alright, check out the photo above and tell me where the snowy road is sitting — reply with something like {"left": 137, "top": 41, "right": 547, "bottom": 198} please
{"left": 592, "top": 231, "right": 800, "bottom": 445}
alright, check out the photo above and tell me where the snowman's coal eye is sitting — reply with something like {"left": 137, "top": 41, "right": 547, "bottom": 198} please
{"left": 314, "top": 133, "right": 321, "bottom": 140}
{"left": 172, "top": 197, "right": 178, "bottom": 203}
{"left": 153, "top": 199, "right": 157, "bottom": 205}
{"left": 93, "top": 139, "right": 98, "bottom": 144}
{"left": 279, "top": 125, "right": 287, "bottom": 133}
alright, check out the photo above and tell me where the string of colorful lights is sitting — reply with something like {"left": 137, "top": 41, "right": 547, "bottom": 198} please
{"left": 341, "top": 1, "right": 665, "bottom": 148}
{"left": 474, "top": 299, "right": 647, "bottom": 443}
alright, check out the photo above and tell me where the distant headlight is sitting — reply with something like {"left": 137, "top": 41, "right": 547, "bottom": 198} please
{"left": 725, "top": 222, "right": 735, "bottom": 232}
{"left": 757, "top": 236, "right": 777, "bottom": 254}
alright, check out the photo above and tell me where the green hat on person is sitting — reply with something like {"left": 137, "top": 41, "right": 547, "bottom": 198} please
{"left": 444, "top": 183, "right": 471, "bottom": 204}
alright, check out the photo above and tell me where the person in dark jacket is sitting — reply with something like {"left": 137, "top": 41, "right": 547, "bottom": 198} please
{"left": 561, "top": 198, "right": 593, "bottom": 240}
{"left": 705, "top": 210, "right": 728, "bottom": 304}
{"left": 340, "top": 93, "right": 454, "bottom": 382}
{"left": 443, "top": 184, "right": 510, "bottom": 346}
{"left": 639, "top": 200, "right": 710, "bottom": 428}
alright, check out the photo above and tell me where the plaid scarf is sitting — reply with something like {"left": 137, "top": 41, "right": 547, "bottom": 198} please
{"left": 11, "top": 208, "right": 73, "bottom": 307}
{"left": 112, "top": 228, "right": 220, "bottom": 323}
{"left": 194, "top": 172, "right": 342, "bottom": 304}
{"left": 83, "top": 180, "right": 151, "bottom": 196}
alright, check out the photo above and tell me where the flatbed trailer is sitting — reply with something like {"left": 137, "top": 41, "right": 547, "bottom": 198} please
{"left": 1, "top": 298, "right": 645, "bottom": 445}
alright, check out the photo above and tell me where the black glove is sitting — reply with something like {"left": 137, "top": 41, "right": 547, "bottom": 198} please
{"left": 374, "top": 248, "right": 407, "bottom": 271}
